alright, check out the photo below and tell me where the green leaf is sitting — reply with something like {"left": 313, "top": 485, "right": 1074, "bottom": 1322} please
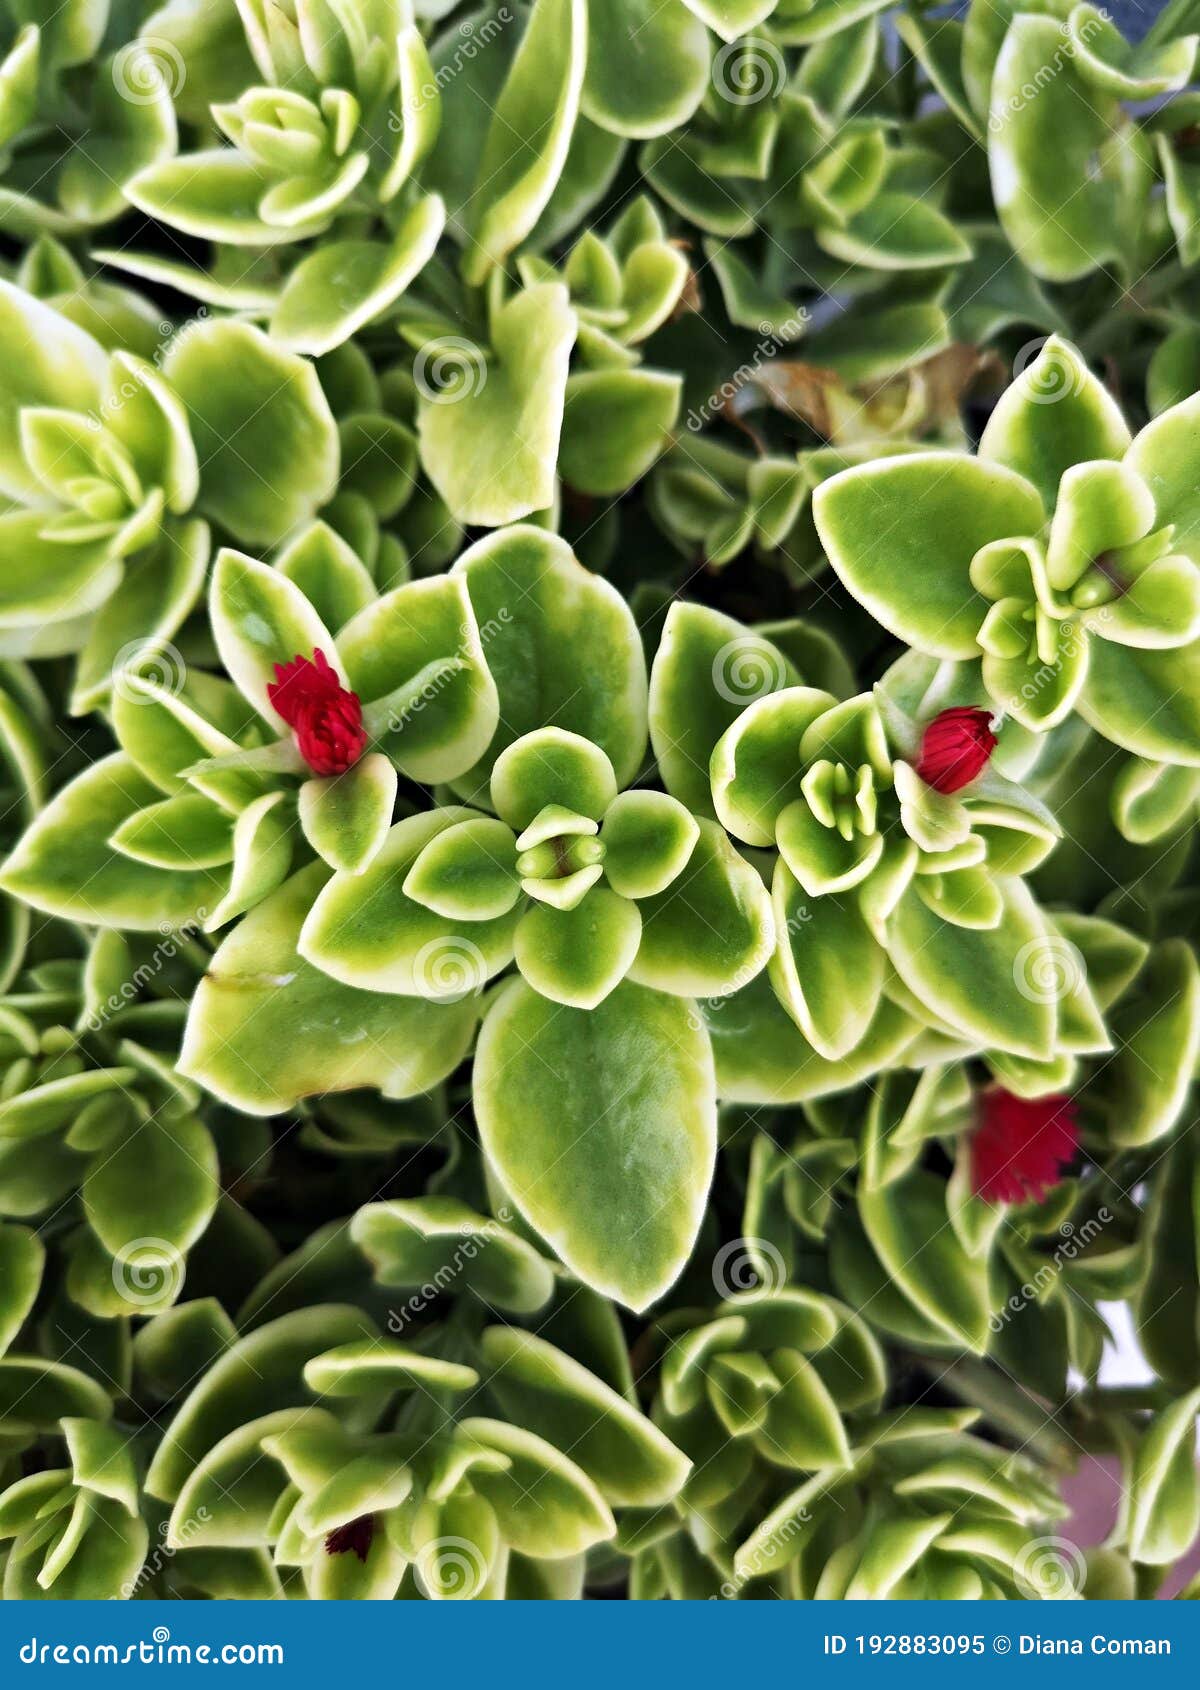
{"left": 462, "top": 0, "right": 587, "bottom": 282}
{"left": 860, "top": 1170, "right": 995, "bottom": 1354}
{"left": 165, "top": 319, "right": 339, "bottom": 546}
{"left": 417, "top": 283, "right": 576, "bottom": 526}
{"left": 298, "top": 753, "right": 396, "bottom": 875}
{"left": 351, "top": 1198, "right": 554, "bottom": 1315}
{"left": 0, "top": 754, "right": 222, "bottom": 930}
{"left": 0, "top": 1223, "right": 42, "bottom": 1356}
{"left": 650, "top": 603, "right": 800, "bottom": 817}
{"left": 181, "top": 862, "right": 480, "bottom": 1115}
{"left": 0, "top": 280, "right": 106, "bottom": 505}
{"left": 299, "top": 808, "right": 520, "bottom": 998}
{"left": 559, "top": 369, "right": 681, "bottom": 496}
{"left": 1127, "top": 1388, "right": 1200, "bottom": 1565}
{"left": 460, "top": 1418, "right": 615, "bottom": 1557}
{"left": 814, "top": 453, "right": 1043, "bottom": 659}
{"left": 1079, "top": 636, "right": 1200, "bottom": 766}
{"left": 515, "top": 886, "right": 642, "bottom": 1008}
{"left": 600, "top": 791, "right": 699, "bottom": 899}
{"left": 978, "top": 336, "right": 1130, "bottom": 508}
{"left": 886, "top": 875, "right": 1058, "bottom": 1060}
{"left": 583, "top": 0, "right": 708, "bottom": 138}
{"left": 270, "top": 196, "right": 446, "bottom": 356}
{"left": 482, "top": 1325, "right": 690, "bottom": 1504}
{"left": 403, "top": 817, "right": 521, "bottom": 921}
{"left": 475, "top": 977, "right": 716, "bottom": 1310}
{"left": 83, "top": 1114, "right": 218, "bottom": 1264}
{"left": 450, "top": 525, "right": 648, "bottom": 795}
{"left": 627, "top": 819, "right": 774, "bottom": 998}
{"left": 770, "top": 864, "right": 884, "bottom": 1062}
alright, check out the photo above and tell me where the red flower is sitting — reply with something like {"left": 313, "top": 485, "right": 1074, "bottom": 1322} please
{"left": 267, "top": 648, "right": 366, "bottom": 777}
{"left": 915, "top": 706, "right": 996, "bottom": 794}
{"left": 324, "top": 1514, "right": 375, "bottom": 1563}
{"left": 971, "top": 1089, "right": 1079, "bottom": 1205}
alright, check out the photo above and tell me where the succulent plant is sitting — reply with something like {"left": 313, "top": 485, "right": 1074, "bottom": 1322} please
{"left": 0, "top": 0, "right": 1196, "bottom": 1610}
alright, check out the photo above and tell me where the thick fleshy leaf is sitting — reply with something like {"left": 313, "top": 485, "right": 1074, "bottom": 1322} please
{"left": 490, "top": 728, "right": 617, "bottom": 830}
{"left": 627, "top": 820, "right": 774, "bottom": 999}
{"left": 450, "top": 526, "right": 648, "bottom": 794}
{"left": 1127, "top": 1388, "right": 1200, "bottom": 1566}
{"left": 475, "top": 977, "right": 716, "bottom": 1311}
{"left": 600, "top": 791, "right": 699, "bottom": 899}
{"left": 1079, "top": 636, "right": 1200, "bottom": 765}
{"left": 770, "top": 863, "right": 884, "bottom": 1062}
{"left": 270, "top": 195, "right": 446, "bottom": 355}
{"left": 181, "top": 862, "right": 479, "bottom": 1115}
{"left": 583, "top": 0, "right": 708, "bottom": 138}
{"left": 1126, "top": 392, "right": 1200, "bottom": 567}
{"left": 1096, "top": 941, "right": 1200, "bottom": 1149}
{"left": 351, "top": 1198, "right": 554, "bottom": 1316}
{"left": 0, "top": 755, "right": 222, "bottom": 930}
{"left": 462, "top": 0, "right": 587, "bottom": 281}
{"left": 859, "top": 1170, "right": 995, "bottom": 1354}
{"left": 814, "top": 453, "right": 1043, "bottom": 659}
{"left": 339, "top": 573, "right": 499, "bottom": 784}
{"left": 710, "top": 687, "right": 835, "bottom": 847}
{"left": 515, "top": 886, "right": 642, "bottom": 1009}
{"left": 482, "top": 1325, "right": 690, "bottom": 1504}
{"left": 126, "top": 149, "right": 327, "bottom": 245}
{"left": 299, "top": 809, "right": 520, "bottom": 997}
{"left": 298, "top": 754, "right": 396, "bottom": 875}
{"left": 165, "top": 319, "right": 339, "bottom": 545}
{"left": 461, "top": 1418, "right": 615, "bottom": 1556}
{"left": 403, "top": 817, "right": 521, "bottom": 921}
{"left": 210, "top": 546, "right": 340, "bottom": 725}
{"left": 83, "top": 1114, "right": 218, "bottom": 1263}
{"left": 650, "top": 603, "right": 800, "bottom": 816}
{"left": 0, "top": 281, "right": 106, "bottom": 503}
{"left": 989, "top": 18, "right": 1129, "bottom": 284}
{"left": 0, "top": 1223, "right": 42, "bottom": 1356}
{"left": 559, "top": 369, "right": 681, "bottom": 495}
{"left": 418, "top": 283, "right": 576, "bottom": 526}
{"left": 978, "top": 337, "right": 1130, "bottom": 508}
{"left": 886, "top": 875, "right": 1058, "bottom": 1059}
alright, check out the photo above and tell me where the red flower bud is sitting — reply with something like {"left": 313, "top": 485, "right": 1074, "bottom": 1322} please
{"left": 971, "top": 1088, "right": 1078, "bottom": 1205}
{"left": 915, "top": 706, "right": 996, "bottom": 794}
{"left": 324, "top": 1514, "right": 375, "bottom": 1563}
{"left": 267, "top": 648, "right": 367, "bottom": 777}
